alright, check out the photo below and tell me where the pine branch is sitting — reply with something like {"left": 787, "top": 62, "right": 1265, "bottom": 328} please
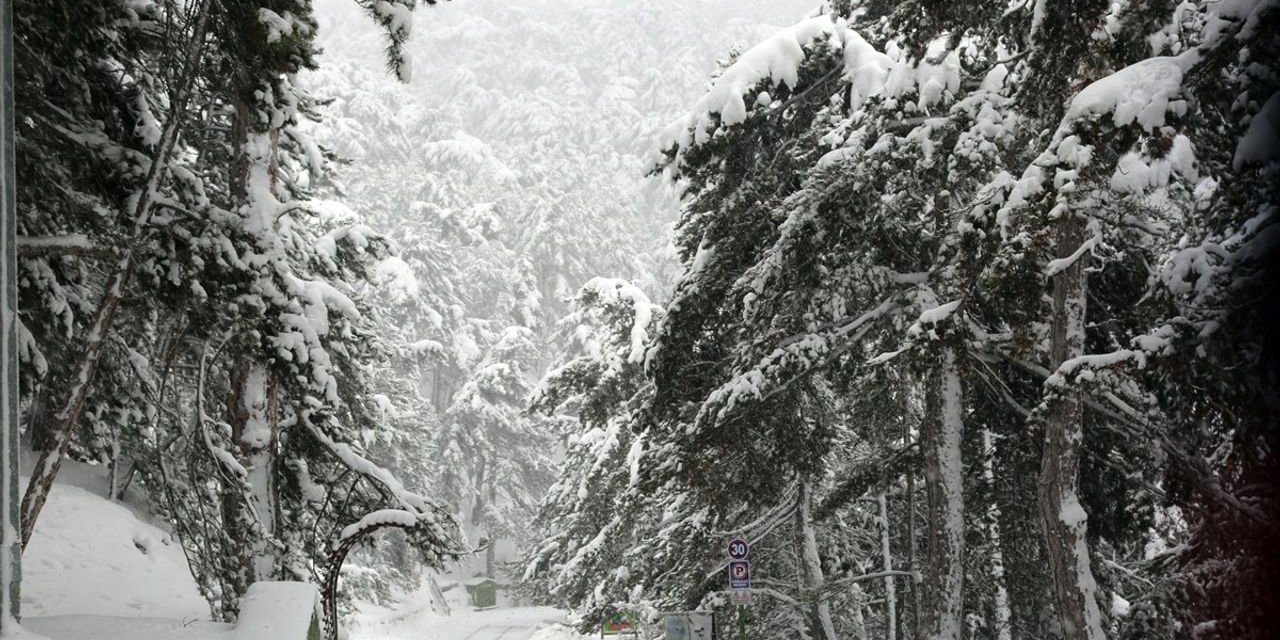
{"left": 17, "top": 235, "right": 119, "bottom": 259}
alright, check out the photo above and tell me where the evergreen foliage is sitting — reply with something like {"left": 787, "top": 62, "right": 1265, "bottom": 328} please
{"left": 527, "top": 1, "right": 1280, "bottom": 638}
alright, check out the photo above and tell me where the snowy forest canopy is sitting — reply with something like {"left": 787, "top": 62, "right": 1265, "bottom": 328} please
{"left": 10, "top": 0, "right": 1279, "bottom": 639}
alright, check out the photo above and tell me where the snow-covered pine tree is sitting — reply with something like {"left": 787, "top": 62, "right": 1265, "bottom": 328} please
{"left": 524, "top": 278, "right": 660, "bottom": 609}
{"left": 434, "top": 324, "right": 556, "bottom": 578}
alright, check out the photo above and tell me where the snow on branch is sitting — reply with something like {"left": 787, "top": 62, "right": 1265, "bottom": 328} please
{"left": 989, "top": 54, "right": 1201, "bottom": 241}
{"left": 17, "top": 319, "right": 48, "bottom": 377}
{"left": 17, "top": 234, "right": 115, "bottom": 259}
{"left": 360, "top": 0, "right": 423, "bottom": 83}
{"left": 694, "top": 296, "right": 899, "bottom": 433}
{"left": 1234, "top": 90, "right": 1280, "bottom": 170}
{"left": 580, "top": 277, "right": 656, "bottom": 366}
{"left": 339, "top": 508, "right": 420, "bottom": 541}
{"left": 258, "top": 8, "right": 312, "bottom": 44}
{"left": 1063, "top": 56, "right": 1190, "bottom": 133}
{"left": 300, "top": 417, "right": 457, "bottom": 530}
{"left": 657, "top": 16, "right": 891, "bottom": 163}
{"left": 1045, "top": 221, "right": 1103, "bottom": 277}
{"left": 1041, "top": 325, "right": 1184, "bottom": 395}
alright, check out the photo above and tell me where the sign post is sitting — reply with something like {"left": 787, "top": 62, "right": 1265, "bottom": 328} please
{"left": 726, "top": 539, "right": 751, "bottom": 640}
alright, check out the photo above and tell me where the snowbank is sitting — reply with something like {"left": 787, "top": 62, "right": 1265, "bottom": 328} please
{"left": 23, "top": 616, "right": 229, "bottom": 640}
{"left": 20, "top": 476, "right": 209, "bottom": 620}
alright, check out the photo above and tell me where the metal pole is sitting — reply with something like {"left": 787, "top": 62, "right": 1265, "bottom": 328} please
{"left": 736, "top": 605, "right": 744, "bottom": 640}
{"left": 0, "top": 0, "right": 21, "bottom": 628}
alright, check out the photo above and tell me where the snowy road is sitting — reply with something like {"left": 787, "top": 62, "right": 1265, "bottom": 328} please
{"left": 460, "top": 625, "right": 536, "bottom": 640}
{"left": 351, "top": 604, "right": 574, "bottom": 640}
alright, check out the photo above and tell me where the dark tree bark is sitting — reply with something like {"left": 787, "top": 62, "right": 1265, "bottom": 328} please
{"left": 1037, "top": 213, "right": 1105, "bottom": 640}
{"left": 920, "top": 349, "right": 964, "bottom": 640}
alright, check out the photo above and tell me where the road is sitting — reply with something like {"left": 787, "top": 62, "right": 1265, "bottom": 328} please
{"left": 461, "top": 625, "right": 537, "bottom": 640}
{"left": 351, "top": 605, "right": 571, "bottom": 640}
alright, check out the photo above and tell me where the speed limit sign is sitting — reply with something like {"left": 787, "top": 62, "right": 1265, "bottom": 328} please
{"left": 727, "top": 538, "right": 749, "bottom": 560}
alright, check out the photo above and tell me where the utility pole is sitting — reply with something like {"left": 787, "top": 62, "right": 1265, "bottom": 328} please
{"left": 0, "top": 0, "right": 22, "bottom": 628}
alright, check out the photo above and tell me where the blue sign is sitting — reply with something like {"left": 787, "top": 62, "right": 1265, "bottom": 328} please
{"left": 727, "top": 538, "right": 749, "bottom": 560}
{"left": 728, "top": 560, "right": 750, "bottom": 590}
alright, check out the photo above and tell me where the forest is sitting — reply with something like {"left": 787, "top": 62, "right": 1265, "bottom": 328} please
{"left": 6, "top": 0, "right": 1278, "bottom": 639}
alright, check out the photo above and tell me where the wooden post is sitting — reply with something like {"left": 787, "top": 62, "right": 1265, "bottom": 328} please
{"left": 0, "top": 0, "right": 21, "bottom": 626}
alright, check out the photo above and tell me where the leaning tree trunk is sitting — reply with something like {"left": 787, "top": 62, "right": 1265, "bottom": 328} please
{"left": 921, "top": 348, "right": 965, "bottom": 640}
{"left": 17, "top": 1, "right": 211, "bottom": 548}
{"left": 1038, "top": 214, "right": 1106, "bottom": 640}
{"left": 797, "top": 480, "right": 838, "bottom": 640}
{"left": 20, "top": 252, "right": 131, "bottom": 549}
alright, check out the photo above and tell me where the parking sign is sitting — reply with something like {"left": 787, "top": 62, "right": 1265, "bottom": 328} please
{"left": 728, "top": 560, "right": 750, "bottom": 590}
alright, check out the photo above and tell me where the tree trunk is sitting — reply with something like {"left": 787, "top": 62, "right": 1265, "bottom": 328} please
{"left": 471, "top": 458, "right": 493, "bottom": 577}
{"left": 236, "top": 365, "right": 278, "bottom": 581}
{"left": 921, "top": 349, "right": 965, "bottom": 640}
{"left": 879, "top": 490, "right": 897, "bottom": 640}
{"left": 850, "top": 583, "right": 868, "bottom": 640}
{"left": 798, "top": 480, "right": 837, "bottom": 640}
{"left": 982, "top": 429, "right": 1012, "bottom": 640}
{"left": 905, "top": 420, "right": 919, "bottom": 639}
{"left": 1038, "top": 214, "right": 1105, "bottom": 640}
{"left": 106, "top": 422, "right": 120, "bottom": 500}
{"left": 484, "top": 476, "right": 497, "bottom": 578}
{"left": 220, "top": 361, "right": 254, "bottom": 619}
